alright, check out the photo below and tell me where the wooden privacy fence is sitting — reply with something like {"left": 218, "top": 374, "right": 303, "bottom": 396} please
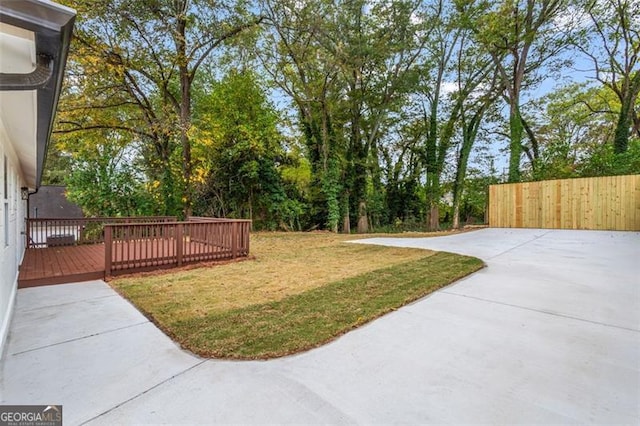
{"left": 488, "top": 174, "right": 640, "bottom": 230}
{"left": 26, "top": 216, "right": 177, "bottom": 248}
{"left": 105, "top": 217, "right": 251, "bottom": 276}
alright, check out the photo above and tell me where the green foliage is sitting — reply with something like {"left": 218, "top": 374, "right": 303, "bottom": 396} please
{"left": 459, "top": 0, "right": 573, "bottom": 182}
{"left": 280, "top": 149, "right": 312, "bottom": 198}
{"left": 42, "top": 0, "right": 636, "bottom": 231}
{"left": 578, "top": 0, "right": 640, "bottom": 154}
{"left": 528, "top": 83, "right": 640, "bottom": 180}
{"left": 42, "top": 145, "right": 72, "bottom": 186}
{"left": 61, "top": 134, "right": 158, "bottom": 216}
{"left": 57, "top": 0, "right": 263, "bottom": 216}
{"left": 457, "top": 173, "right": 496, "bottom": 225}
{"left": 259, "top": 0, "right": 429, "bottom": 232}
{"left": 192, "top": 70, "right": 303, "bottom": 230}
{"left": 578, "top": 138, "right": 640, "bottom": 177}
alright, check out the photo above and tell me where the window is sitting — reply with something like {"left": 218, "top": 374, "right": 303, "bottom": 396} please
{"left": 3, "top": 155, "right": 8, "bottom": 246}
{"left": 3, "top": 155, "right": 6, "bottom": 199}
{"left": 4, "top": 201, "right": 8, "bottom": 247}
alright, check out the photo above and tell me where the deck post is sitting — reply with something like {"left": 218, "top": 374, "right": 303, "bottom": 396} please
{"left": 176, "top": 223, "right": 183, "bottom": 267}
{"left": 25, "top": 218, "right": 30, "bottom": 248}
{"left": 244, "top": 222, "right": 250, "bottom": 255}
{"left": 231, "top": 221, "right": 238, "bottom": 259}
{"left": 104, "top": 225, "right": 112, "bottom": 277}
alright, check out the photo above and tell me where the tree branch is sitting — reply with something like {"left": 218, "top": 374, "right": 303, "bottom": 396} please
{"left": 191, "top": 16, "right": 265, "bottom": 77}
{"left": 55, "top": 122, "right": 153, "bottom": 139}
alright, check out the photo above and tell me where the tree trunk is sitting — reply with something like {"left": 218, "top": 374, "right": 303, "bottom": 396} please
{"left": 613, "top": 96, "right": 632, "bottom": 153}
{"left": 342, "top": 191, "right": 350, "bottom": 234}
{"left": 632, "top": 112, "right": 640, "bottom": 139}
{"left": 321, "top": 109, "right": 340, "bottom": 233}
{"left": 177, "top": 12, "right": 192, "bottom": 218}
{"left": 453, "top": 109, "right": 483, "bottom": 229}
{"left": 452, "top": 148, "right": 470, "bottom": 230}
{"left": 452, "top": 203, "right": 461, "bottom": 229}
{"left": 342, "top": 213, "right": 351, "bottom": 234}
{"left": 357, "top": 200, "right": 368, "bottom": 233}
{"left": 180, "top": 85, "right": 192, "bottom": 217}
{"left": 425, "top": 164, "right": 441, "bottom": 231}
{"left": 427, "top": 203, "right": 439, "bottom": 231}
{"left": 508, "top": 101, "right": 523, "bottom": 182}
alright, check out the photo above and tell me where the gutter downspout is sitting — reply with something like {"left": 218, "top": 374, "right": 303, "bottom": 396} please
{"left": 0, "top": 53, "right": 54, "bottom": 90}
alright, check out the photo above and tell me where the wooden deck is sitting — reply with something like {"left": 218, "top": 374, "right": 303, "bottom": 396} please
{"left": 18, "top": 240, "right": 247, "bottom": 288}
{"left": 19, "top": 245, "right": 105, "bottom": 288}
{"left": 19, "top": 217, "right": 251, "bottom": 288}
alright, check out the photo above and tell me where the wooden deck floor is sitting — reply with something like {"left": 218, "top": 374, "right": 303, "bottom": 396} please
{"left": 19, "top": 245, "right": 105, "bottom": 288}
{"left": 18, "top": 240, "right": 243, "bottom": 288}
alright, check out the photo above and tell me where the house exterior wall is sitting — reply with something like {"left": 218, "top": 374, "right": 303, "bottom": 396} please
{"left": 0, "top": 114, "right": 27, "bottom": 354}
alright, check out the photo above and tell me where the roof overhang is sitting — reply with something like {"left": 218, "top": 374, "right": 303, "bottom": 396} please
{"left": 0, "top": 0, "right": 75, "bottom": 189}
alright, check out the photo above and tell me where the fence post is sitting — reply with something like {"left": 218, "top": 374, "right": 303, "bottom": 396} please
{"left": 485, "top": 186, "right": 490, "bottom": 226}
{"left": 231, "top": 221, "right": 238, "bottom": 259}
{"left": 105, "top": 225, "right": 112, "bottom": 277}
{"left": 176, "top": 223, "right": 183, "bottom": 267}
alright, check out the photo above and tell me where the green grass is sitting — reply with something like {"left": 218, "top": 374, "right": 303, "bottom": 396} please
{"left": 112, "top": 232, "right": 484, "bottom": 359}
{"left": 155, "top": 251, "right": 483, "bottom": 359}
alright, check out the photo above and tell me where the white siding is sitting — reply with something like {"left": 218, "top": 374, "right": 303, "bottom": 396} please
{"left": 0, "top": 114, "right": 27, "bottom": 355}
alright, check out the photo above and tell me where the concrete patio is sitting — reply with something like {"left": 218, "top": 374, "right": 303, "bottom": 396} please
{"left": 1, "top": 228, "right": 638, "bottom": 424}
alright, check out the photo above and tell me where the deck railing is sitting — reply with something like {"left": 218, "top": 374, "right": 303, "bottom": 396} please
{"left": 26, "top": 216, "right": 177, "bottom": 248}
{"left": 104, "top": 218, "right": 251, "bottom": 276}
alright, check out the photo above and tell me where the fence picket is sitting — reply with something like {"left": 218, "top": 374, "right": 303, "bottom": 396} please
{"left": 489, "top": 175, "right": 640, "bottom": 230}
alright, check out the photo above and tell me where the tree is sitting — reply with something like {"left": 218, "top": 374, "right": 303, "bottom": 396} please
{"left": 191, "top": 70, "right": 301, "bottom": 229}
{"left": 455, "top": 167, "right": 499, "bottom": 225}
{"left": 259, "top": 0, "right": 344, "bottom": 231}
{"left": 459, "top": 0, "right": 571, "bottom": 182}
{"left": 48, "top": 0, "right": 637, "bottom": 231}
{"left": 60, "top": 128, "right": 156, "bottom": 217}
{"left": 525, "top": 82, "right": 639, "bottom": 178}
{"left": 42, "top": 144, "right": 72, "bottom": 186}
{"left": 526, "top": 83, "right": 609, "bottom": 179}
{"left": 259, "top": 0, "right": 427, "bottom": 233}
{"left": 327, "top": 0, "right": 427, "bottom": 233}
{"left": 58, "top": 0, "right": 263, "bottom": 216}
{"left": 578, "top": 0, "right": 640, "bottom": 153}
{"left": 410, "top": 0, "right": 464, "bottom": 231}
{"left": 451, "top": 31, "right": 502, "bottom": 229}
{"left": 53, "top": 39, "right": 182, "bottom": 214}
{"left": 404, "top": 0, "right": 500, "bottom": 230}
{"left": 380, "top": 121, "right": 424, "bottom": 226}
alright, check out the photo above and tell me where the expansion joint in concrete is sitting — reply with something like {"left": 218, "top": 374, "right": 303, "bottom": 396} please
{"left": 81, "top": 360, "right": 207, "bottom": 425}
{"left": 10, "top": 321, "right": 150, "bottom": 356}
{"left": 486, "top": 230, "right": 553, "bottom": 260}
{"left": 18, "top": 294, "right": 119, "bottom": 313}
{"left": 441, "top": 291, "right": 640, "bottom": 333}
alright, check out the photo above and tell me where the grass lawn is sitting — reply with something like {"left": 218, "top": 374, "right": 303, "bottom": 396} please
{"left": 111, "top": 232, "right": 483, "bottom": 359}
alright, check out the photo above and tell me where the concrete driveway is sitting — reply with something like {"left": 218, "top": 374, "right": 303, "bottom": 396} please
{"left": 1, "top": 228, "right": 638, "bottom": 424}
